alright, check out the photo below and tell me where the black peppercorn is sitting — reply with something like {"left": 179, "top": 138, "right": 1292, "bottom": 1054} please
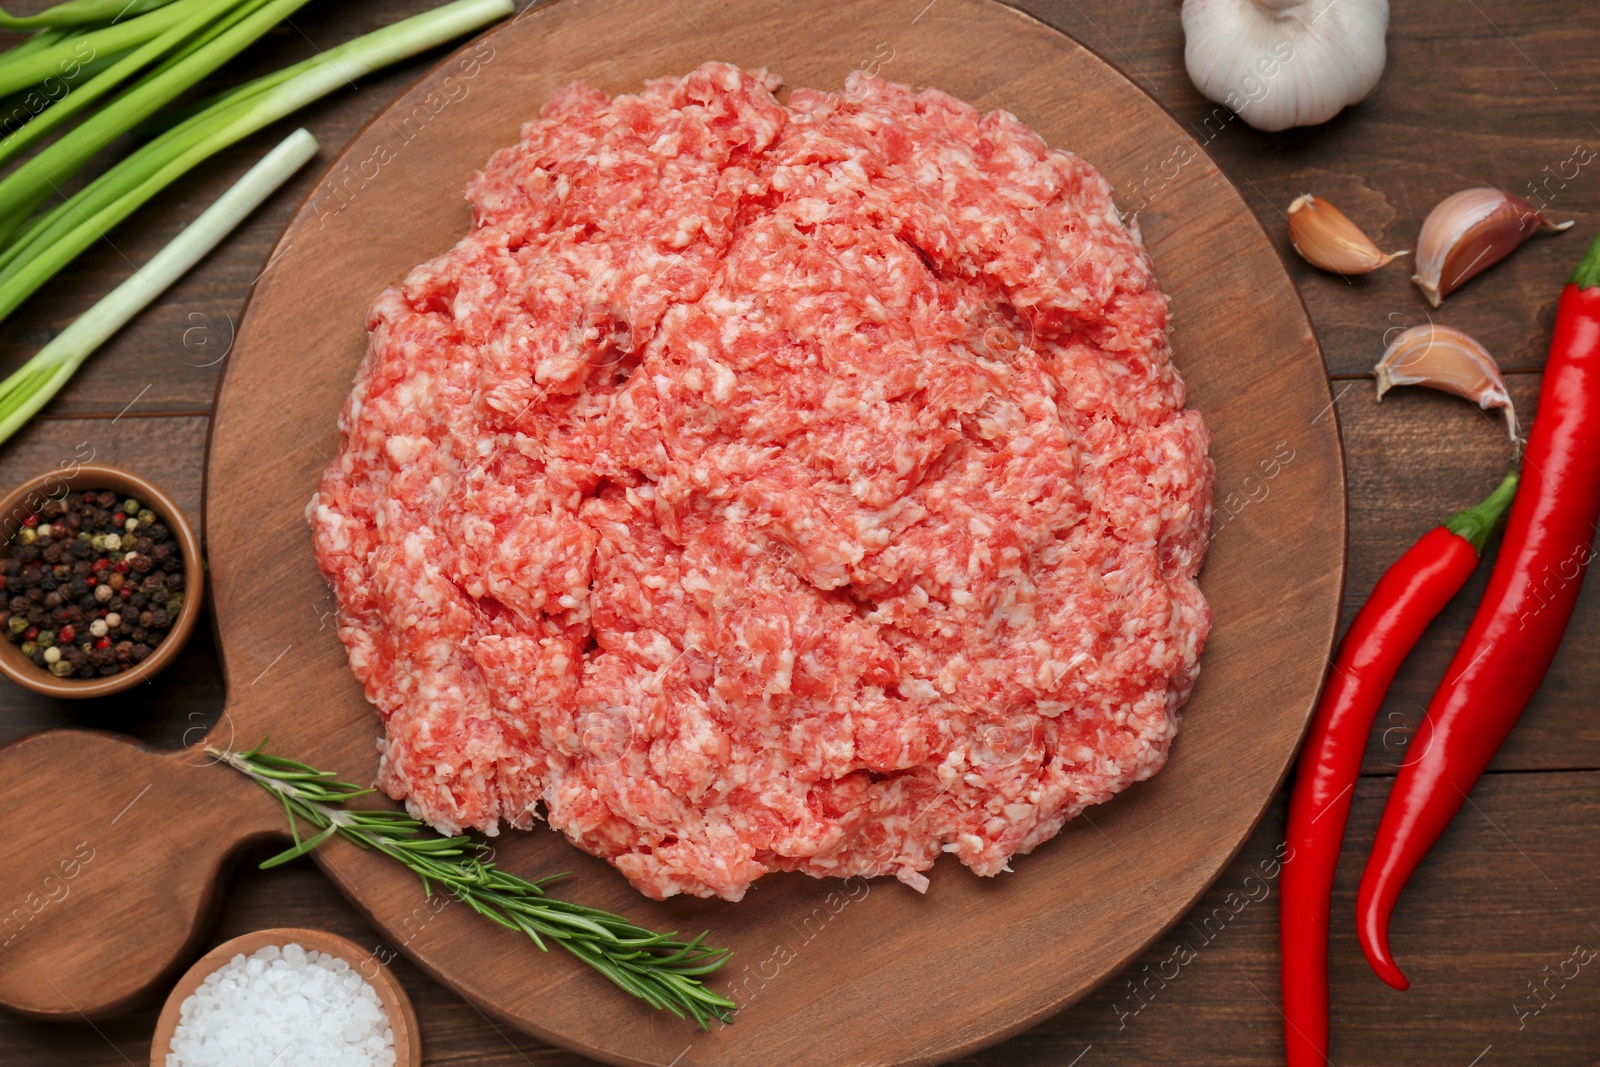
{"left": 4, "top": 488, "right": 185, "bottom": 672}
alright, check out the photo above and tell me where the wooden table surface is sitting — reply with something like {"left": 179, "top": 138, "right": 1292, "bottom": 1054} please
{"left": 1, "top": 1, "right": 1596, "bottom": 1064}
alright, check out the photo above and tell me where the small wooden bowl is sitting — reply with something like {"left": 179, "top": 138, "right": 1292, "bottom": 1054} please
{"left": 150, "top": 927, "right": 421, "bottom": 1067}
{"left": 0, "top": 464, "right": 204, "bottom": 698}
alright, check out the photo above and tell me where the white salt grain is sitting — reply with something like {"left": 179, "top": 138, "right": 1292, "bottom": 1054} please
{"left": 166, "top": 943, "right": 396, "bottom": 1067}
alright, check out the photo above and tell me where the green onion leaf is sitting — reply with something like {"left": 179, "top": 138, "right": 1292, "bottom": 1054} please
{"left": 0, "top": 127, "right": 317, "bottom": 446}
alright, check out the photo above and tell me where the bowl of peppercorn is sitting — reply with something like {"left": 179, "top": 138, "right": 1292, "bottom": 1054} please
{"left": 0, "top": 464, "right": 202, "bottom": 699}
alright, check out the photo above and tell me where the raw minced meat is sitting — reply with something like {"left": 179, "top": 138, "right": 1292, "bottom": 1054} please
{"left": 309, "top": 62, "right": 1213, "bottom": 901}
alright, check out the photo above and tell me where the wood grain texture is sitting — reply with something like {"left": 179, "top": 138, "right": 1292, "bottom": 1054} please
{"left": 4, "top": 774, "right": 1596, "bottom": 1066}
{"left": 0, "top": 0, "right": 1596, "bottom": 1063}
{"left": 1014, "top": 0, "right": 1600, "bottom": 378}
{"left": 3, "top": 0, "right": 1346, "bottom": 1058}
{"left": 189, "top": 0, "right": 1340, "bottom": 1062}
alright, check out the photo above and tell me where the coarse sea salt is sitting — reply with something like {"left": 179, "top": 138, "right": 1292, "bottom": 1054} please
{"left": 166, "top": 943, "right": 396, "bottom": 1067}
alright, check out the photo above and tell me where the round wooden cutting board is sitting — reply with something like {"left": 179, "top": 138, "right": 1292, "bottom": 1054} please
{"left": 0, "top": 0, "right": 1345, "bottom": 1063}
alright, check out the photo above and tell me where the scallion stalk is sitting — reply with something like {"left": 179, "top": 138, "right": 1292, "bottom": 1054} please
{"left": 0, "top": 0, "right": 177, "bottom": 32}
{"left": 0, "top": 127, "right": 317, "bottom": 444}
{"left": 0, "top": 0, "right": 314, "bottom": 241}
{"left": 0, "top": 0, "right": 196, "bottom": 97}
{"left": 0, "top": 0, "right": 244, "bottom": 172}
{"left": 0, "top": 0, "right": 513, "bottom": 327}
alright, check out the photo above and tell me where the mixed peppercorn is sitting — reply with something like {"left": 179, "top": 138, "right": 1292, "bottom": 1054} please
{"left": 1, "top": 489, "right": 186, "bottom": 679}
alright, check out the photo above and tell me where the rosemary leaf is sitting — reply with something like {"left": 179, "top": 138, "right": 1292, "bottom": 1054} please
{"left": 209, "top": 741, "right": 737, "bottom": 1027}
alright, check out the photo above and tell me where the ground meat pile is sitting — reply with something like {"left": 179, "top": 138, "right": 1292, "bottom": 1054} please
{"left": 310, "top": 62, "right": 1214, "bottom": 901}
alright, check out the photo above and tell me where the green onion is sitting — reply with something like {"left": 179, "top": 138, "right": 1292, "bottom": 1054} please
{"left": 0, "top": 0, "right": 513, "bottom": 327}
{"left": 0, "top": 0, "right": 178, "bottom": 32}
{"left": 0, "top": 0, "right": 311, "bottom": 243}
{"left": 0, "top": 1, "right": 196, "bottom": 97}
{"left": 0, "top": 127, "right": 317, "bottom": 445}
{"left": 0, "top": 0, "right": 252, "bottom": 173}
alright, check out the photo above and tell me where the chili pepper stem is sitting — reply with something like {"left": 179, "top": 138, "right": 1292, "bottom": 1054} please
{"left": 1443, "top": 470, "right": 1519, "bottom": 554}
{"left": 1569, "top": 231, "right": 1600, "bottom": 289}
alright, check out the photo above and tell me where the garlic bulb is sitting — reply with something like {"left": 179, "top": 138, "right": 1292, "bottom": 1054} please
{"left": 1181, "top": 0, "right": 1389, "bottom": 132}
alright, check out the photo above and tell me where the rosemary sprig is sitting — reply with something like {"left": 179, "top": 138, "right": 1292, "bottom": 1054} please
{"left": 209, "top": 739, "right": 737, "bottom": 1028}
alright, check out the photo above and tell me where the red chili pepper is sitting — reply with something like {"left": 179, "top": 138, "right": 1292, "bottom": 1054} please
{"left": 1357, "top": 232, "right": 1600, "bottom": 991}
{"left": 1280, "top": 473, "right": 1516, "bottom": 1066}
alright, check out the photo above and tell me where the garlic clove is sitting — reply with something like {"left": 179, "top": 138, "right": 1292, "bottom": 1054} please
{"left": 1412, "top": 188, "right": 1573, "bottom": 307}
{"left": 1181, "top": 0, "right": 1389, "bottom": 133}
{"left": 1375, "top": 323, "right": 1520, "bottom": 443}
{"left": 1287, "top": 194, "right": 1407, "bottom": 274}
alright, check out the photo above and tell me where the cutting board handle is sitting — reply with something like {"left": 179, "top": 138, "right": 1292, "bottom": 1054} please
{"left": 0, "top": 727, "right": 283, "bottom": 1018}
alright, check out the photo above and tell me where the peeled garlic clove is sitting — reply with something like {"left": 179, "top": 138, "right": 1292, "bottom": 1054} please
{"left": 1287, "top": 194, "right": 1407, "bottom": 274}
{"left": 1181, "top": 0, "right": 1389, "bottom": 132}
{"left": 1412, "top": 188, "right": 1573, "bottom": 306}
{"left": 1375, "top": 324, "right": 1519, "bottom": 442}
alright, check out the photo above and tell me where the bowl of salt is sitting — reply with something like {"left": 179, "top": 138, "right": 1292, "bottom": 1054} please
{"left": 150, "top": 927, "right": 420, "bottom": 1067}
